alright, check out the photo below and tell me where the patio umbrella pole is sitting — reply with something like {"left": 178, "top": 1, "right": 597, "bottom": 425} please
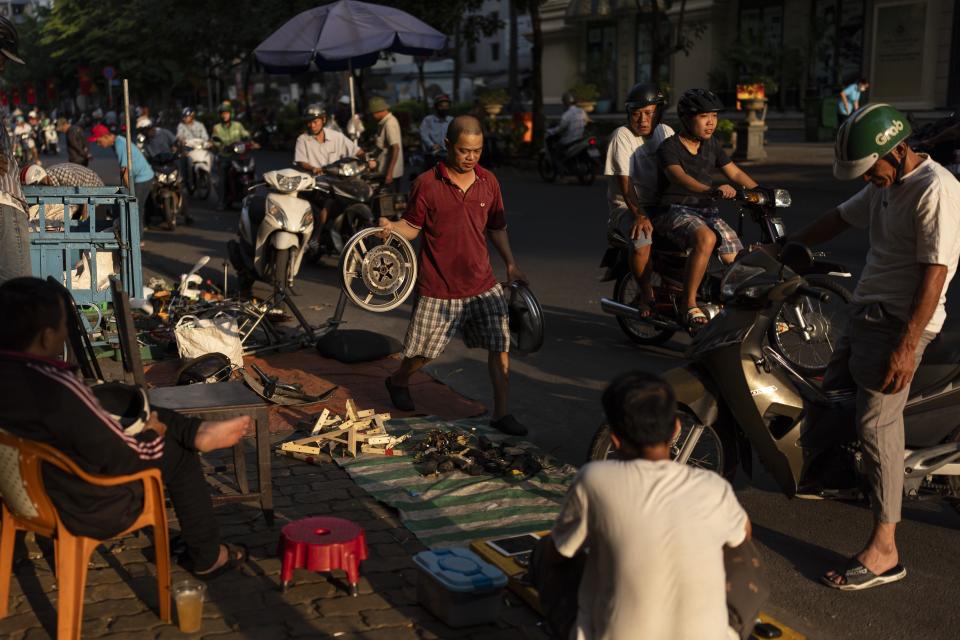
{"left": 348, "top": 60, "right": 356, "bottom": 118}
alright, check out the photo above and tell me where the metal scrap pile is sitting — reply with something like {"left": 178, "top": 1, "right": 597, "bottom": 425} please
{"left": 414, "top": 429, "right": 546, "bottom": 480}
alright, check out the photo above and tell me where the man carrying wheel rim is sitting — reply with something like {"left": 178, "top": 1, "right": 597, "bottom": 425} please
{"left": 378, "top": 115, "right": 529, "bottom": 436}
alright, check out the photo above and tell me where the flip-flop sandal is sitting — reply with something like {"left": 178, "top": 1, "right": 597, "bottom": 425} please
{"left": 821, "top": 559, "right": 907, "bottom": 591}
{"left": 193, "top": 543, "right": 248, "bottom": 581}
{"left": 685, "top": 307, "right": 709, "bottom": 332}
{"left": 637, "top": 297, "right": 657, "bottom": 319}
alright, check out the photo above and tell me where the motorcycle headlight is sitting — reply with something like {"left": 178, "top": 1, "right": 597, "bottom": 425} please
{"left": 267, "top": 202, "right": 287, "bottom": 226}
{"left": 170, "top": 170, "right": 179, "bottom": 182}
{"left": 720, "top": 263, "right": 767, "bottom": 300}
{"left": 773, "top": 189, "right": 791, "bottom": 208}
{"left": 232, "top": 142, "right": 245, "bottom": 155}
{"left": 277, "top": 175, "right": 302, "bottom": 192}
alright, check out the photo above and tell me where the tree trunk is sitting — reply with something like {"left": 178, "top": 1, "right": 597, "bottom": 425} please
{"left": 530, "top": 0, "right": 544, "bottom": 148}
{"left": 453, "top": 26, "right": 462, "bottom": 102}
{"left": 508, "top": 0, "right": 520, "bottom": 112}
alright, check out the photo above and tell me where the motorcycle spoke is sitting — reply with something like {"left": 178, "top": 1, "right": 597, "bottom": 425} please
{"left": 363, "top": 292, "right": 374, "bottom": 305}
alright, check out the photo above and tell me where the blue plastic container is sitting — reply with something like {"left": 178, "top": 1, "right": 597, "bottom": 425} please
{"left": 413, "top": 548, "right": 508, "bottom": 628}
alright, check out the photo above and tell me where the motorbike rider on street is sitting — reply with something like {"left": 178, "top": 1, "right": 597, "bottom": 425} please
{"left": 176, "top": 107, "right": 208, "bottom": 191}
{"left": 59, "top": 117, "right": 90, "bottom": 166}
{"left": 419, "top": 94, "right": 453, "bottom": 170}
{"left": 14, "top": 114, "right": 37, "bottom": 165}
{"left": 368, "top": 97, "right": 403, "bottom": 191}
{"left": 547, "top": 91, "right": 588, "bottom": 167}
{"left": 293, "top": 103, "right": 364, "bottom": 250}
{"left": 141, "top": 119, "right": 178, "bottom": 160}
{"left": 604, "top": 83, "right": 674, "bottom": 317}
{"left": 212, "top": 101, "right": 257, "bottom": 211}
{"left": 787, "top": 104, "right": 960, "bottom": 591}
{"left": 654, "top": 88, "right": 759, "bottom": 331}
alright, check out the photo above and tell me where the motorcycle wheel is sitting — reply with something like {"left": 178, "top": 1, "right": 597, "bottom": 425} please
{"left": 769, "top": 275, "right": 852, "bottom": 377}
{"left": 612, "top": 271, "right": 674, "bottom": 345}
{"left": 575, "top": 158, "right": 596, "bottom": 186}
{"left": 537, "top": 155, "right": 558, "bottom": 183}
{"left": 587, "top": 412, "right": 737, "bottom": 479}
{"left": 343, "top": 203, "right": 374, "bottom": 236}
{"left": 195, "top": 172, "right": 211, "bottom": 201}
{"left": 273, "top": 247, "right": 291, "bottom": 292}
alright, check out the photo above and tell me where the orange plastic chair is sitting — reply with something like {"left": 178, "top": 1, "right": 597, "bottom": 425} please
{"left": 0, "top": 430, "right": 171, "bottom": 639}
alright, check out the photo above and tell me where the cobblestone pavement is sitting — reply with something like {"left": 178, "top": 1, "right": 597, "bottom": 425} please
{"left": 2, "top": 440, "right": 549, "bottom": 639}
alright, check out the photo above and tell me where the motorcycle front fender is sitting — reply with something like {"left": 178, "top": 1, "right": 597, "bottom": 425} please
{"left": 662, "top": 365, "right": 720, "bottom": 427}
{"left": 270, "top": 231, "right": 300, "bottom": 250}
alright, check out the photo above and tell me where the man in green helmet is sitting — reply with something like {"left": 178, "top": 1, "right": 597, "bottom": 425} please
{"left": 790, "top": 104, "right": 960, "bottom": 591}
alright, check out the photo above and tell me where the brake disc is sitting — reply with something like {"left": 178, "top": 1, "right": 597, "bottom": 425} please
{"left": 339, "top": 227, "right": 418, "bottom": 313}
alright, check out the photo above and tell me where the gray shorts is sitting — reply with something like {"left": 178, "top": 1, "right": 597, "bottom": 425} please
{"left": 608, "top": 207, "right": 652, "bottom": 250}
{"left": 402, "top": 284, "right": 510, "bottom": 359}
{"left": 822, "top": 304, "right": 936, "bottom": 523}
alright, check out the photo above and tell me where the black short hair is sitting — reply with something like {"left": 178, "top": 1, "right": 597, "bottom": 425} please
{"left": 0, "top": 277, "right": 65, "bottom": 351}
{"left": 602, "top": 371, "right": 677, "bottom": 449}
{"left": 446, "top": 115, "right": 484, "bottom": 146}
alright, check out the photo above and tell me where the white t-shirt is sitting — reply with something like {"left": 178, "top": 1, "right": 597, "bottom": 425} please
{"left": 552, "top": 459, "right": 748, "bottom": 640}
{"left": 374, "top": 112, "right": 404, "bottom": 179}
{"left": 604, "top": 124, "right": 674, "bottom": 213}
{"left": 294, "top": 128, "right": 358, "bottom": 170}
{"left": 838, "top": 155, "right": 960, "bottom": 333}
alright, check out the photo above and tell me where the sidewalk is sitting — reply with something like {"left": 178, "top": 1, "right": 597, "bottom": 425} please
{"left": 2, "top": 442, "right": 548, "bottom": 639}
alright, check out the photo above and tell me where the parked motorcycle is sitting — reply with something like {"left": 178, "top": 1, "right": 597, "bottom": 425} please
{"left": 589, "top": 245, "right": 960, "bottom": 516}
{"left": 910, "top": 111, "right": 960, "bottom": 179}
{"left": 41, "top": 122, "right": 59, "bottom": 155}
{"left": 147, "top": 152, "right": 189, "bottom": 230}
{"left": 538, "top": 135, "right": 601, "bottom": 185}
{"left": 216, "top": 138, "right": 257, "bottom": 210}
{"left": 600, "top": 187, "right": 852, "bottom": 376}
{"left": 183, "top": 137, "right": 214, "bottom": 200}
{"left": 227, "top": 168, "right": 315, "bottom": 296}
{"left": 303, "top": 156, "right": 379, "bottom": 259}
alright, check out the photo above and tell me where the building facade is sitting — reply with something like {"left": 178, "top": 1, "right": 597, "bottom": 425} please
{"left": 542, "top": 0, "right": 958, "bottom": 113}
{"left": 462, "top": 0, "right": 534, "bottom": 89}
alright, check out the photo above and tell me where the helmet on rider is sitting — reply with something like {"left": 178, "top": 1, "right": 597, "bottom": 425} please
{"left": 0, "top": 16, "right": 23, "bottom": 64}
{"left": 833, "top": 103, "right": 912, "bottom": 183}
{"left": 624, "top": 82, "right": 666, "bottom": 126}
{"left": 303, "top": 103, "right": 327, "bottom": 122}
{"left": 218, "top": 101, "right": 233, "bottom": 116}
{"left": 676, "top": 88, "right": 724, "bottom": 141}
{"left": 433, "top": 94, "right": 451, "bottom": 107}
{"left": 181, "top": 107, "right": 195, "bottom": 119}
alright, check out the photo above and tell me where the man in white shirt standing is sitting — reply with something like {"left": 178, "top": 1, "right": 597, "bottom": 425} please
{"left": 790, "top": 104, "right": 960, "bottom": 591}
{"left": 541, "top": 371, "right": 755, "bottom": 639}
{"left": 369, "top": 97, "right": 404, "bottom": 191}
{"left": 604, "top": 83, "right": 674, "bottom": 315}
{"left": 419, "top": 94, "right": 453, "bottom": 170}
{"left": 294, "top": 103, "right": 365, "bottom": 234}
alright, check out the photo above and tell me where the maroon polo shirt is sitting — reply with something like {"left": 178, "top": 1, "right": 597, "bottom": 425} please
{"left": 402, "top": 162, "right": 507, "bottom": 299}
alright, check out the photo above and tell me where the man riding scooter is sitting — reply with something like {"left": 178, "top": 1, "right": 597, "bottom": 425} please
{"left": 546, "top": 91, "right": 588, "bottom": 169}
{"left": 419, "top": 94, "right": 453, "bottom": 171}
{"left": 212, "top": 101, "right": 258, "bottom": 211}
{"left": 788, "top": 104, "right": 960, "bottom": 591}
{"left": 176, "top": 107, "right": 209, "bottom": 192}
{"left": 653, "top": 88, "right": 760, "bottom": 331}
{"left": 604, "top": 82, "right": 674, "bottom": 317}
{"left": 293, "top": 103, "right": 365, "bottom": 253}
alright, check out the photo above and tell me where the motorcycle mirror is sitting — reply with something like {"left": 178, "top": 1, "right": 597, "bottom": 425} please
{"left": 779, "top": 242, "right": 814, "bottom": 271}
{"left": 188, "top": 255, "right": 211, "bottom": 276}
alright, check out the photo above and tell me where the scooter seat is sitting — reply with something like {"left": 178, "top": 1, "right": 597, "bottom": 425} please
{"left": 911, "top": 330, "right": 960, "bottom": 398}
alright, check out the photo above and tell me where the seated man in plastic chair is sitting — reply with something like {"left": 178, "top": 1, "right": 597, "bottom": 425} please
{"left": 0, "top": 277, "right": 251, "bottom": 579}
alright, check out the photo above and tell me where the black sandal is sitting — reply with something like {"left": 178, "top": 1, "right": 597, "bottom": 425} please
{"left": 821, "top": 558, "right": 906, "bottom": 591}
{"left": 193, "top": 543, "right": 248, "bottom": 580}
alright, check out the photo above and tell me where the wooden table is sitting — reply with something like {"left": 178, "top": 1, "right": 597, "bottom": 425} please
{"left": 149, "top": 381, "right": 274, "bottom": 526}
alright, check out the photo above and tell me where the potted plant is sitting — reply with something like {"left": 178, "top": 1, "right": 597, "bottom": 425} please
{"left": 572, "top": 83, "right": 600, "bottom": 113}
{"left": 715, "top": 118, "right": 737, "bottom": 149}
{"left": 478, "top": 88, "right": 509, "bottom": 116}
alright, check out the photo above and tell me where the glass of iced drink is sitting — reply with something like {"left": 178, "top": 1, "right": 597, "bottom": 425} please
{"left": 173, "top": 579, "right": 206, "bottom": 633}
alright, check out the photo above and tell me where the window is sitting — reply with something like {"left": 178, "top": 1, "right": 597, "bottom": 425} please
{"left": 467, "top": 46, "right": 476, "bottom": 64}
{"left": 491, "top": 43, "right": 500, "bottom": 61}
{"left": 12, "top": 3, "right": 23, "bottom": 15}
{"left": 586, "top": 24, "right": 617, "bottom": 103}
{"left": 635, "top": 16, "right": 670, "bottom": 86}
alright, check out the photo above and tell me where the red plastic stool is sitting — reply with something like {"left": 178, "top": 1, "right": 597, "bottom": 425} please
{"left": 278, "top": 516, "right": 369, "bottom": 596}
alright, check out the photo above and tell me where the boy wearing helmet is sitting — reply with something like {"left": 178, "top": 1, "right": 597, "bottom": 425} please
{"left": 655, "top": 88, "right": 759, "bottom": 330}
{"left": 0, "top": 14, "right": 31, "bottom": 283}
{"left": 604, "top": 83, "right": 674, "bottom": 315}
{"left": 791, "top": 104, "right": 960, "bottom": 591}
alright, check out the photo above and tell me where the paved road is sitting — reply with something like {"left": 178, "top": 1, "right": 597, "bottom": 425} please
{"left": 82, "top": 142, "right": 960, "bottom": 638}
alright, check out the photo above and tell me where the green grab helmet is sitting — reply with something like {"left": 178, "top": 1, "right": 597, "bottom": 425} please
{"left": 834, "top": 103, "right": 912, "bottom": 180}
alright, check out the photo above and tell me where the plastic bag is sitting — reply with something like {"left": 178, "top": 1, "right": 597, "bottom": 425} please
{"left": 173, "top": 313, "right": 243, "bottom": 368}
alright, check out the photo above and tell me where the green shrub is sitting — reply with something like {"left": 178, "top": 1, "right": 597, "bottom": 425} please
{"left": 572, "top": 83, "right": 600, "bottom": 102}
{"left": 477, "top": 88, "right": 509, "bottom": 106}
{"left": 715, "top": 118, "right": 735, "bottom": 144}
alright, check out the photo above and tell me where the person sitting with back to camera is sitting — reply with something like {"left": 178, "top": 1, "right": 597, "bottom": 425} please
{"left": 654, "top": 88, "right": 760, "bottom": 331}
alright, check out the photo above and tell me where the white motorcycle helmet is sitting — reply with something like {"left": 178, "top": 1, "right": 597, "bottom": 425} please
{"left": 19, "top": 164, "right": 46, "bottom": 185}
{"left": 89, "top": 382, "right": 151, "bottom": 436}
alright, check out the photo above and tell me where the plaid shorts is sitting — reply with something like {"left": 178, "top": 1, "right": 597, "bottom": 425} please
{"left": 402, "top": 284, "right": 510, "bottom": 359}
{"left": 653, "top": 204, "right": 743, "bottom": 255}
